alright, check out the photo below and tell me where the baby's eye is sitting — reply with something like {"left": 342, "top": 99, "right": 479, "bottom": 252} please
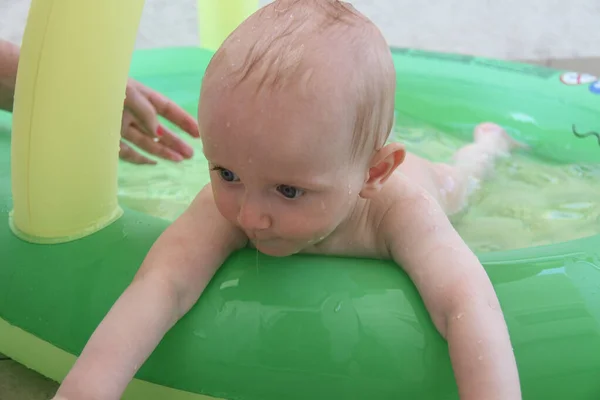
{"left": 277, "top": 185, "right": 304, "bottom": 199}
{"left": 212, "top": 166, "right": 239, "bottom": 182}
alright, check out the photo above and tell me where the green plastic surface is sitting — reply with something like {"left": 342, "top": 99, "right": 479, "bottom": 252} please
{"left": 1, "top": 47, "right": 600, "bottom": 400}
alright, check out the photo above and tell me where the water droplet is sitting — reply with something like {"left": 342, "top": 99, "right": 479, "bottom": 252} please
{"left": 226, "top": 121, "right": 231, "bottom": 128}
{"left": 477, "top": 340, "right": 482, "bottom": 344}
{"left": 455, "top": 313, "right": 464, "bottom": 320}
{"left": 478, "top": 355, "right": 483, "bottom": 361}
{"left": 334, "top": 301, "right": 343, "bottom": 313}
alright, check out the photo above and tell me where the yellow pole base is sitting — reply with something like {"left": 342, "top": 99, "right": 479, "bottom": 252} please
{"left": 198, "top": 0, "right": 259, "bottom": 51}
{"left": 10, "top": 0, "right": 145, "bottom": 243}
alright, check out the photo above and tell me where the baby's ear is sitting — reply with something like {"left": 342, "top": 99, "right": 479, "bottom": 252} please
{"left": 359, "top": 142, "right": 405, "bottom": 198}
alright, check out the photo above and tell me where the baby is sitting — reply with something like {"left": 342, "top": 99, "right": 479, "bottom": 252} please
{"left": 53, "top": 1, "right": 522, "bottom": 399}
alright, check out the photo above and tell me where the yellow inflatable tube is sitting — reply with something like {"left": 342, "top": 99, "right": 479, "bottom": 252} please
{"left": 10, "top": 0, "right": 144, "bottom": 243}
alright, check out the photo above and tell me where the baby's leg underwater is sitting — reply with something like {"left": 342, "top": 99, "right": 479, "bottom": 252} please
{"left": 435, "top": 122, "right": 527, "bottom": 215}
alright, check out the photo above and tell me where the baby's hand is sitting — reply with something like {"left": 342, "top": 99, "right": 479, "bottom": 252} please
{"left": 119, "top": 78, "right": 200, "bottom": 165}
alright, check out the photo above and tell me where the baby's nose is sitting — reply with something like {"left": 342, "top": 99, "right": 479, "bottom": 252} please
{"left": 237, "top": 197, "right": 271, "bottom": 231}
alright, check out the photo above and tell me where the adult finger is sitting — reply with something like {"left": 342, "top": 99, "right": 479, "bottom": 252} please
{"left": 122, "top": 123, "right": 185, "bottom": 162}
{"left": 119, "top": 141, "right": 156, "bottom": 165}
{"left": 146, "top": 122, "right": 195, "bottom": 159}
{"left": 137, "top": 83, "right": 200, "bottom": 138}
{"left": 124, "top": 81, "right": 160, "bottom": 138}
{"left": 123, "top": 106, "right": 192, "bottom": 160}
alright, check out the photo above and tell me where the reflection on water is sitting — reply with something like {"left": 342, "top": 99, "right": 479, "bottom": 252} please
{"left": 117, "top": 113, "right": 600, "bottom": 254}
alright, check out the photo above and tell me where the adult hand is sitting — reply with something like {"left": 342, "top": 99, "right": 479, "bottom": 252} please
{"left": 120, "top": 78, "right": 200, "bottom": 165}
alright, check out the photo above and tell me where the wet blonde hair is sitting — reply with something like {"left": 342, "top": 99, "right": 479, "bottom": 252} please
{"left": 202, "top": 0, "right": 396, "bottom": 161}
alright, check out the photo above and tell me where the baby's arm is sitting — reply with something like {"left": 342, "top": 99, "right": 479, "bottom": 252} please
{"left": 383, "top": 186, "right": 520, "bottom": 400}
{"left": 54, "top": 185, "right": 246, "bottom": 400}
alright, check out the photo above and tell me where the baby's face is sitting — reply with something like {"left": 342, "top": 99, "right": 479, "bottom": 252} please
{"left": 199, "top": 84, "right": 366, "bottom": 257}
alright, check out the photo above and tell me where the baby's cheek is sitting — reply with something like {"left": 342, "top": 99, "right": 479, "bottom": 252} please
{"left": 212, "top": 187, "right": 239, "bottom": 223}
{"left": 290, "top": 212, "right": 335, "bottom": 238}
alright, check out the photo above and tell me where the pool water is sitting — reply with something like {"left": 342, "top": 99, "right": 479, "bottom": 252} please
{"left": 117, "top": 116, "right": 600, "bottom": 254}
{"left": 393, "top": 118, "right": 600, "bottom": 252}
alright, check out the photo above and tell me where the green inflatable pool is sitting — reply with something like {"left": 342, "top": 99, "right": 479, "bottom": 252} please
{"left": 1, "top": 46, "right": 600, "bottom": 400}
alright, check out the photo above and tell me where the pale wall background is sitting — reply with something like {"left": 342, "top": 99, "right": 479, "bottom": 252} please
{"left": 0, "top": 0, "right": 599, "bottom": 60}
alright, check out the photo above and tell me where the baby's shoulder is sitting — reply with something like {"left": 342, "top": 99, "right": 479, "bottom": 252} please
{"left": 375, "top": 172, "right": 452, "bottom": 246}
{"left": 375, "top": 171, "right": 434, "bottom": 215}
{"left": 309, "top": 175, "right": 424, "bottom": 259}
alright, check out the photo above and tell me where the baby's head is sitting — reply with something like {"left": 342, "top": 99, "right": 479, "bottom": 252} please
{"left": 198, "top": 0, "right": 404, "bottom": 256}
